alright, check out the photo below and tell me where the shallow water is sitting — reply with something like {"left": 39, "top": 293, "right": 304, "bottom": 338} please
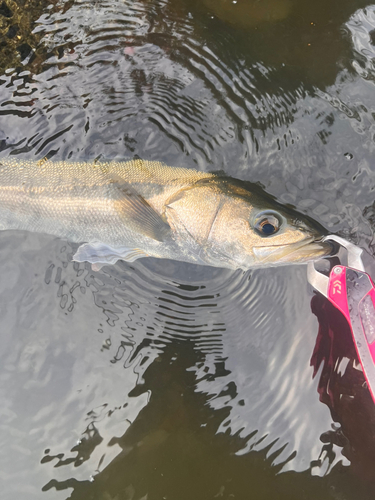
{"left": 1, "top": 0, "right": 375, "bottom": 498}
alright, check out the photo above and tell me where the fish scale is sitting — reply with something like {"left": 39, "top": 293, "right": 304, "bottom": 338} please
{"left": 0, "top": 157, "right": 331, "bottom": 270}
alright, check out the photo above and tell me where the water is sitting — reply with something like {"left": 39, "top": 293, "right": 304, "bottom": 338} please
{"left": 1, "top": 0, "right": 375, "bottom": 498}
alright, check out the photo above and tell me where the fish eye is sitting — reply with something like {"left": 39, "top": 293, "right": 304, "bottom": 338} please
{"left": 254, "top": 212, "right": 281, "bottom": 236}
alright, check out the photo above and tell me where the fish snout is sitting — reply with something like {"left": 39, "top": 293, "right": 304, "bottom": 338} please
{"left": 253, "top": 236, "right": 334, "bottom": 265}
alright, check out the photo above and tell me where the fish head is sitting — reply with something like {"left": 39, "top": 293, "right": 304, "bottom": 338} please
{"left": 165, "top": 177, "right": 333, "bottom": 269}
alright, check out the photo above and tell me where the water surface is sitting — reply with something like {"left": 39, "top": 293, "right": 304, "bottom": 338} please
{"left": 1, "top": 0, "right": 375, "bottom": 498}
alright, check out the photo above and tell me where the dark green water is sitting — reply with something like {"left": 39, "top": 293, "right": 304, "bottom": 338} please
{"left": 1, "top": 0, "right": 375, "bottom": 498}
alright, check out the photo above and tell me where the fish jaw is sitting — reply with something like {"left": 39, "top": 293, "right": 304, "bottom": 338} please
{"left": 252, "top": 237, "right": 333, "bottom": 266}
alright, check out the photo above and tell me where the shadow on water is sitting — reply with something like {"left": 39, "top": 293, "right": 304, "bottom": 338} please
{"left": 39, "top": 342, "right": 371, "bottom": 500}
{"left": 311, "top": 293, "right": 375, "bottom": 487}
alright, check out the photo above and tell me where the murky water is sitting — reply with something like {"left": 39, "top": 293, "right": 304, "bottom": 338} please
{"left": 1, "top": 0, "right": 375, "bottom": 498}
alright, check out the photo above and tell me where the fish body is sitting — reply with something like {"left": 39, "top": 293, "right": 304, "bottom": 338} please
{"left": 0, "top": 157, "right": 331, "bottom": 270}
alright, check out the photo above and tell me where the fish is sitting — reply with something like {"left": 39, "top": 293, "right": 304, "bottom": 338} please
{"left": 0, "top": 157, "right": 332, "bottom": 271}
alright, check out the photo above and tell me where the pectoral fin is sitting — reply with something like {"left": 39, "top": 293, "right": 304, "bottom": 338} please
{"left": 73, "top": 241, "right": 148, "bottom": 270}
{"left": 110, "top": 174, "right": 171, "bottom": 242}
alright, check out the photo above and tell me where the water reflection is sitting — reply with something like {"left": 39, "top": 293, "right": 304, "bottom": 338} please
{"left": 1, "top": 0, "right": 375, "bottom": 498}
{"left": 28, "top": 246, "right": 339, "bottom": 497}
{"left": 0, "top": 0, "right": 372, "bottom": 170}
{"left": 18, "top": 249, "right": 371, "bottom": 500}
{"left": 311, "top": 293, "right": 375, "bottom": 490}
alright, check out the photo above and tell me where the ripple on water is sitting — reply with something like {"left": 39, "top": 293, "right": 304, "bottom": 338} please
{"left": 0, "top": 0, "right": 317, "bottom": 176}
{"left": 346, "top": 6, "right": 375, "bottom": 82}
{"left": 1, "top": 0, "right": 375, "bottom": 497}
{"left": 28, "top": 242, "right": 337, "bottom": 480}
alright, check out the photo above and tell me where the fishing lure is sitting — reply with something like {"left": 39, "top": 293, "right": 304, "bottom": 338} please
{"left": 308, "top": 235, "right": 375, "bottom": 404}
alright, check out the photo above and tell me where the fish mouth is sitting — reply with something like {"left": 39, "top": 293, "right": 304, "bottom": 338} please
{"left": 253, "top": 236, "right": 334, "bottom": 265}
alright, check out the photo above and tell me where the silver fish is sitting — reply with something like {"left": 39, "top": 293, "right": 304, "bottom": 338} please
{"left": 0, "top": 157, "right": 332, "bottom": 270}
